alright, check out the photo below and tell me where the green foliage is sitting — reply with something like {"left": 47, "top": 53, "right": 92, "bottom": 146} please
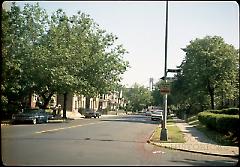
{"left": 182, "top": 36, "right": 239, "bottom": 109}
{"left": 78, "top": 107, "right": 85, "bottom": 115}
{"left": 123, "top": 83, "right": 153, "bottom": 112}
{"left": 188, "top": 115, "right": 238, "bottom": 146}
{"left": 206, "top": 108, "right": 239, "bottom": 115}
{"left": 215, "top": 114, "right": 239, "bottom": 134}
{"left": 151, "top": 80, "right": 163, "bottom": 106}
{"left": 1, "top": 2, "right": 129, "bottom": 115}
{"left": 198, "top": 111, "right": 239, "bottom": 135}
{"left": 198, "top": 112, "right": 217, "bottom": 130}
{"left": 171, "top": 36, "right": 239, "bottom": 117}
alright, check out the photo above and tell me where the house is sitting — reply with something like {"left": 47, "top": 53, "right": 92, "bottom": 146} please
{"left": 56, "top": 93, "right": 99, "bottom": 112}
{"left": 27, "top": 89, "right": 126, "bottom": 117}
{"left": 99, "top": 90, "right": 126, "bottom": 111}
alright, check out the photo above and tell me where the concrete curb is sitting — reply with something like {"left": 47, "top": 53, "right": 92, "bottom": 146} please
{"left": 148, "top": 141, "right": 239, "bottom": 158}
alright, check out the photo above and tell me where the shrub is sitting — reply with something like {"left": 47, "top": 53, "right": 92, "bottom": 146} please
{"left": 206, "top": 108, "right": 239, "bottom": 115}
{"left": 78, "top": 108, "right": 85, "bottom": 115}
{"left": 221, "top": 108, "right": 239, "bottom": 115}
{"left": 198, "top": 111, "right": 239, "bottom": 135}
{"left": 198, "top": 112, "right": 217, "bottom": 130}
{"left": 215, "top": 114, "right": 239, "bottom": 134}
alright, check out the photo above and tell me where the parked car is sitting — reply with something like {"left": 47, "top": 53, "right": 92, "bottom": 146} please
{"left": 12, "top": 108, "right": 49, "bottom": 124}
{"left": 84, "top": 109, "right": 101, "bottom": 118}
{"left": 151, "top": 110, "right": 163, "bottom": 121}
{"left": 145, "top": 111, "right": 152, "bottom": 116}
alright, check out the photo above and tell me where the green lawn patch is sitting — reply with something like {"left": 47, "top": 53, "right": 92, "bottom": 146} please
{"left": 187, "top": 115, "right": 238, "bottom": 146}
{"left": 150, "top": 118, "right": 185, "bottom": 143}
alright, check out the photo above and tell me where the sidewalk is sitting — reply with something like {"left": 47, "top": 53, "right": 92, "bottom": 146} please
{"left": 149, "top": 117, "right": 239, "bottom": 158}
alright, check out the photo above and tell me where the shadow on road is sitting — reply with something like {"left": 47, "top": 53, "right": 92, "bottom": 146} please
{"left": 3, "top": 136, "right": 148, "bottom": 144}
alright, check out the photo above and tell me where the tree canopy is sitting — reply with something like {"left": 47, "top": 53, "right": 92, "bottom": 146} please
{"left": 1, "top": 2, "right": 129, "bottom": 117}
{"left": 123, "top": 83, "right": 153, "bottom": 112}
{"left": 170, "top": 36, "right": 239, "bottom": 115}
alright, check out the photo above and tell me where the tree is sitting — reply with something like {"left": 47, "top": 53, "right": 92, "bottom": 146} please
{"left": 1, "top": 2, "right": 129, "bottom": 118}
{"left": 151, "top": 80, "right": 163, "bottom": 107}
{"left": 2, "top": 3, "right": 49, "bottom": 117}
{"left": 123, "top": 83, "right": 153, "bottom": 112}
{"left": 180, "top": 36, "right": 239, "bottom": 110}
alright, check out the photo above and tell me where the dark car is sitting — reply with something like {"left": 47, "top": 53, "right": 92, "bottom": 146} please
{"left": 12, "top": 108, "right": 49, "bottom": 124}
{"left": 84, "top": 109, "right": 101, "bottom": 118}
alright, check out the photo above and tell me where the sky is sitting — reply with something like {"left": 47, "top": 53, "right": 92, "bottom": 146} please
{"left": 3, "top": 1, "right": 239, "bottom": 88}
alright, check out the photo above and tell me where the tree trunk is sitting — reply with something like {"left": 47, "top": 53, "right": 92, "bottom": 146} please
{"left": 63, "top": 92, "right": 67, "bottom": 119}
{"left": 207, "top": 79, "right": 215, "bottom": 110}
{"left": 208, "top": 87, "right": 215, "bottom": 110}
{"left": 221, "top": 90, "right": 224, "bottom": 109}
{"left": 86, "top": 96, "right": 90, "bottom": 109}
{"left": 28, "top": 93, "right": 32, "bottom": 108}
{"left": 42, "top": 92, "right": 54, "bottom": 109}
{"left": 210, "top": 90, "right": 215, "bottom": 110}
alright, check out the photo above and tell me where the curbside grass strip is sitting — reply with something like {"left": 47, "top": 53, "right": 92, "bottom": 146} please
{"left": 147, "top": 121, "right": 239, "bottom": 158}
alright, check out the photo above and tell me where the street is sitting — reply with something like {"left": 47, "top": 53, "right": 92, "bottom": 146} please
{"left": 2, "top": 115, "right": 238, "bottom": 166}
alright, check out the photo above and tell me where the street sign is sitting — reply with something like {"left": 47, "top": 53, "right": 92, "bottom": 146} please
{"left": 160, "top": 89, "right": 170, "bottom": 94}
{"left": 160, "top": 82, "right": 171, "bottom": 94}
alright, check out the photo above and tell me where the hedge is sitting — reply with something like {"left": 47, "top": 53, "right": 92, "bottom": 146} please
{"left": 198, "top": 111, "right": 239, "bottom": 135}
{"left": 205, "top": 108, "right": 239, "bottom": 115}
{"left": 215, "top": 114, "right": 239, "bottom": 134}
{"left": 198, "top": 112, "right": 217, "bottom": 130}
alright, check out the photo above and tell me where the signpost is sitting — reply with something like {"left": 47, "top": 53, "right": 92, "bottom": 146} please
{"left": 160, "top": 0, "right": 169, "bottom": 141}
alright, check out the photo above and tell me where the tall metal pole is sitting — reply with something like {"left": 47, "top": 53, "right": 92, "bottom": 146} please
{"left": 160, "top": 0, "right": 168, "bottom": 141}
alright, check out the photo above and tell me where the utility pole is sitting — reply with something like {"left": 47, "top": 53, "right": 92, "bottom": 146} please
{"left": 160, "top": 0, "right": 168, "bottom": 141}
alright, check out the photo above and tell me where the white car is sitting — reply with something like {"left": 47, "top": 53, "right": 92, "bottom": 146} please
{"left": 151, "top": 110, "right": 163, "bottom": 121}
{"left": 145, "top": 111, "right": 152, "bottom": 116}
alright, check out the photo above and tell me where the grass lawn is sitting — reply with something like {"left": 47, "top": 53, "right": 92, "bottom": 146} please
{"left": 187, "top": 115, "right": 238, "bottom": 146}
{"left": 150, "top": 117, "right": 185, "bottom": 143}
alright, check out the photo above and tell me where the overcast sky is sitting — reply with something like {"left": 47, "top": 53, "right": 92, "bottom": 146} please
{"left": 3, "top": 1, "right": 239, "bottom": 88}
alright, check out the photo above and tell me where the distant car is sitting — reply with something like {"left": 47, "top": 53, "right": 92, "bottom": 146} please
{"left": 84, "top": 109, "right": 101, "bottom": 118}
{"left": 12, "top": 108, "right": 49, "bottom": 124}
{"left": 151, "top": 110, "right": 163, "bottom": 121}
{"left": 145, "top": 111, "right": 152, "bottom": 116}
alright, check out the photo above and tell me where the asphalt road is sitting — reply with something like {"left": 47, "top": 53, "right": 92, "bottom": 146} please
{"left": 1, "top": 115, "right": 238, "bottom": 166}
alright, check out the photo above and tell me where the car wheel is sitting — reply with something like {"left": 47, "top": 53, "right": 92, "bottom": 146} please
{"left": 32, "top": 118, "right": 37, "bottom": 124}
